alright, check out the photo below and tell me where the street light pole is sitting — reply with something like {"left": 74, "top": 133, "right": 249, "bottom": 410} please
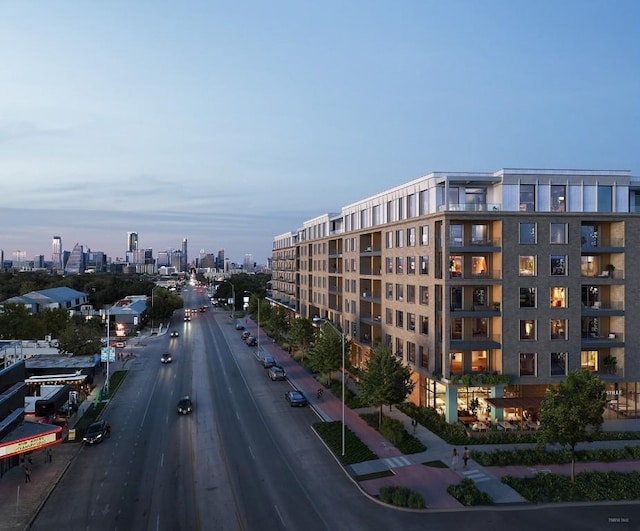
{"left": 323, "top": 320, "right": 345, "bottom": 456}
{"left": 223, "top": 280, "right": 235, "bottom": 320}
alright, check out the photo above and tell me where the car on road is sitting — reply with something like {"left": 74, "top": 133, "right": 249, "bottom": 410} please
{"left": 285, "top": 390, "right": 308, "bottom": 407}
{"left": 262, "top": 355, "right": 276, "bottom": 368}
{"left": 184, "top": 316, "right": 191, "bottom": 322}
{"left": 161, "top": 352, "right": 172, "bottom": 363}
{"left": 170, "top": 330, "right": 179, "bottom": 338}
{"left": 268, "top": 365, "right": 286, "bottom": 381}
{"left": 177, "top": 396, "right": 193, "bottom": 415}
{"left": 246, "top": 336, "right": 257, "bottom": 346}
{"left": 241, "top": 330, "right": 251, "bottom": 340}
{"left": 114, "top": 341, "right": 125, "bottom": 348}
{"left": 83, "top": 419, "right": 110, "bottom": 444}
{"left": 235, "top": 321, "right": 245, "bottom": 330}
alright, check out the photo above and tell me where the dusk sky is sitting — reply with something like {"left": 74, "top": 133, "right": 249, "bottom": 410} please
{"left": 1, "top": 1, "right": 638, "bottom": 265}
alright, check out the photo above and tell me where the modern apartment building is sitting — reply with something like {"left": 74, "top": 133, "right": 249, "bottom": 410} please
{"left": 270, "top": 168, "right": 640, "bottom": 424}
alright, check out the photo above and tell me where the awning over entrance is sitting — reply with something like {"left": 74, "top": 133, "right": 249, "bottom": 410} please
{"left": 485, "top": 397, "right": 543, "bottom": 409}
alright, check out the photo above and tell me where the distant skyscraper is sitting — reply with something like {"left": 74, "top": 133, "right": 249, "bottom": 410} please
{"left": 181, "top": 238, "right": 188, "bottom": 271}
{"left": 127, "top": 232, "right": 139, "bottom": 253}
{"left": 217, "top": 248, "right": 225, "bottom": 270}
{"left": 243, "top": 254, "right": 254, "bottom": 272}
{"left": 64, "top": 243, "right": 85, "bottom": 274}
{"left": 52, "top": 236, "right": 63, "bottom": 271}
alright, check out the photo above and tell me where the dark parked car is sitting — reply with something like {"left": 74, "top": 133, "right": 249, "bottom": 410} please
{"left": 285, "top": 390, "right": 308, "bottom": 407}
{"left": 246, "top": 336, "right": 257, "bottom": 346}
{"left": 262, "top": 355, "right": 276, "bottom": 368}
{"left": 268, "top": 365, "right": 286, "bottom": 381}
{"left": 83, "top": 419, "right": 110, "bottom": 444}
{"left": 177, "top": 396, "right": 193, "bottom": 415}
{"left": 241, "top": 330, "right": 251, "bottom": 340}
{"left": 161, "top": 352, "right": 172, "bottom": 363}
{"left": 170, "top": 330, "right": 179, "bottom": 338}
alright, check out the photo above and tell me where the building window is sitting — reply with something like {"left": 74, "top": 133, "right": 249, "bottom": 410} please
{"left": 407, "top": 342, "right": 416, "bottom": 363}
{"left": 450, "top": 255, "right": 463, "bottom": 277}
{"left": 581, "top": 256, "right": 598, "bottom": 277}
{"left": 420, "top": 286, "right": 429, "bottom": 305}
{"left": 598, "top": 186, "right": 612, "bottom": 213}
{"left": 473, "top": 287, "right": 487, "bottom": 308}
{"left": 472, "top": 318, "right": 488, "bottom": 337}
{"left": 471, "top": 350, "right": 487, "bottom": 372}
{"left": 520, "top": 184, "right": 535, "bottom": 212}
{"left": 550, "top": 287, "right": 566, "bottom": 308}
{"left": 471, "top": 256, "right": 488, "bottom": 276}
{"left": 550, "top": 352, "right": 567, "bottom": 376}
{"left": 420, "top": 256, "right": 429, "bottom": 275}
{"left": 385, "top": 283, "right": 393, "bottom": 299}
{"left": 551, "top": 185, "right": 566, "bottom": 212}
{"left": 408, "top": 256, "right": 416, "bottom": 274}
{"left": 407, "top": 313, "right": 416, "bottom": 331}
{"left": 450, "top": 224, "right": 463, "bottom": 247}
{"left": 550, "top": 319, "right": 567, "bottom": 340}
{"left": 396, "top": 310, "right": 404, "bottom": 329}
{"left": 519, "top": 222, "right": 536, "bottom": 244}
{"left": 520, "top": 353, "right": 537, "bottom": 376}
{"left": 519, "top": 256, "right": 536, "bottom": 276}
{"left": 396, "top": 256, "right": 404, "bottom": 274}
{"left": 385, "top": 231, "right": 393, "bottom": 249}
{"left": 420, "top": 316, "right": 429, "bottom": 335}
{"left": 520, "top": 287, "right": 536, "bottom": 308}
{"left": 581, "top": 350, "right": 598, "bottom": 371}
{"left": 419, "top": 345, "right": 428, "bottom": 368}
{"left": 451, "top": 318, "right": 462, "bottom": 339}
{"left": 471, "top": 224, "right": 488, "bottom": 245}
{"left": 420, "top": 191, "right": 429, "bottom": 215}
{"left": 395, "top": 337, "right": 403, "bottom": 358}
{"left": 420, "top": 225, "right": 429, "bottom": 245}
{"left": 395, "top": 283, "right": 404, "bottom": 301}
{"left": 520, "top": 320, "right": 536, "bottom": 340}
{"left": 450, "top": 352, "right": 463, "bottom": 375}
{"left": 550, "top": 222, "right": 567, "bottom": 244}
{"left": 450, "top": 287, "right": 462, "bottom": 310}
{"left": 407, "top": 284, "right": 416, "bottom": 303}
{"left": 386, "top": 257, "right": 393, "bottom": 274}
{"left": 551, "top": 255, "right": 567, "bottom": 275}
{"left": 407, "top": 227, "right": 416, "bottom": 247}
{"left": 396, "top": 230, "right": 404, "bottom": 248}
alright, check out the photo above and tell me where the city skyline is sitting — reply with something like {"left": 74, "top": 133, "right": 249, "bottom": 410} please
{"left": 0, "top": 2, "right": 638, "bottom": 263}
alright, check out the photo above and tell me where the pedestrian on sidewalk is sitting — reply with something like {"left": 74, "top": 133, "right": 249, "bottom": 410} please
{"left": 46, "top": 447, "right": 52, "bottom": 463}
{"left": 411, "top": 418, "right": 417, "bottom": 434}
{"left": 451, "top": 448, "right": 459, "bottom": 470}
{"left": 462, "top": 447, "right": 469, "bottom": 469}
{"left": 23, "top": 462, "right": 31, "bottom": 483}
{"left": 317, "top": 388, "right": 323, "bottom": 400}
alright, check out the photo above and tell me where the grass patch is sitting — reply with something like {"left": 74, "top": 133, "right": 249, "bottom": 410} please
{"left": 313, "top": 420, "right": 378, "bottom": 465}
{"left": 378, "top": 486, "right": 426, "bottom": 509}
{"left": 355, "top": 470, "right": 395, "bottom": 481}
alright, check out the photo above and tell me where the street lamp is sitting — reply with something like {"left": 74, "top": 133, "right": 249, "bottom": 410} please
{"left": 321, "top": 319, "right": 346, "bottom": 456}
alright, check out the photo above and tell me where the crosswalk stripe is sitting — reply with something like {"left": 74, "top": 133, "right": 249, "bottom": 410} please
{"left": 383, "top": 456, "right": 411, "bottom": 468}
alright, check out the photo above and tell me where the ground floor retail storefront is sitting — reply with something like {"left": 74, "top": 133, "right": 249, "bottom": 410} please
{"left": 0, "top": 422, "right": 62, "bottom": 477}
{"left": 418, "top": 376, "right": 640, "bottom": 426}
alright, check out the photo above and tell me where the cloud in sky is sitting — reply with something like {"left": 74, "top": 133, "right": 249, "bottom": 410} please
{"left": 0, "top": 1, "right": 638, "bottom": 263}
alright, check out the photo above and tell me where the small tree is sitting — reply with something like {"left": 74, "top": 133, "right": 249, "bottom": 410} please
{"left": 359, "top": 343, "right": 415, "bottom": 425}
{"left": 537, "top": 370, "right": 606, "bottom": 483}
{"left": 310, "top": 323, "right": 347, "bottom": 384}
{"left": 288, "top": 317, "right": 316, "bottom": 361}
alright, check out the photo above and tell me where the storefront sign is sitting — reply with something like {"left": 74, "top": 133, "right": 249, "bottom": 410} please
{"left": 0, "top": 431, "right": 59, "bottom": 459}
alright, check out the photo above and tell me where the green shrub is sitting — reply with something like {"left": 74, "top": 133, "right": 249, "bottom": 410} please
{"left": 378, "top": 485, "right": 425, "bottom": 508}
{"left": 359, "top": 412, "right": 427, "bottom": 454}
{"left": 447, "top": 478, "right": 493, "bottom": 506}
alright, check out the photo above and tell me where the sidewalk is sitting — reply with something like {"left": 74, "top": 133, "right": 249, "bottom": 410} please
{"left": 253, "top": 318, "right": 640, "bottom": 510}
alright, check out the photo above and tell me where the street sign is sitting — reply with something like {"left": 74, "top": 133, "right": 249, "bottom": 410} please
{"left": 100, "top": 347, "right": 116, "bottom": 362}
